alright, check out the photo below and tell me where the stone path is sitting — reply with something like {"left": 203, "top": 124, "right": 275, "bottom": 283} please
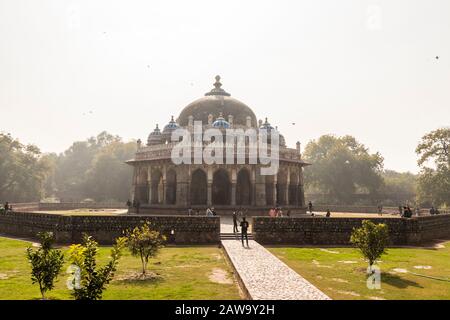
{"left": 220, "top": 217, "right": 330, "bottom": 300}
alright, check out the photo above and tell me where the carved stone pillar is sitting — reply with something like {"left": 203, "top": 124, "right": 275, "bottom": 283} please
{"left": 255, "top": 168, "right": 266, "bottom": 206}
{"left": 231, "top": 182, "right": 236, "bottom": 206}
{"left": 207, "top": 182, "right": 212, "bottom": 206}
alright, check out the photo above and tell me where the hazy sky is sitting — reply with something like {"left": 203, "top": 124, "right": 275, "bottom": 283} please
{"left": 1, "top": 0, "right": 449, "bottom": 173}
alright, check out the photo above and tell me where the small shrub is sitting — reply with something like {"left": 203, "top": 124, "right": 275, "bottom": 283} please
{"left": 26, "top": 232, "right": 64, "bottom": 300}
{"left": 350, "top": 220, "right": 389, "bottom": 270}
{"left": 68, "top": 234, "right": 126, "bottom": 300}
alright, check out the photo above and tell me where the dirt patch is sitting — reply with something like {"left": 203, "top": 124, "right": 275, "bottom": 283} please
{"left": 337, "top": 290, "right": 360, "bottom": 297}
{"left": 414, "top": 265, "right": 432, "bottom": 270}
{"left": 0, "top": 273, "right": 8, "bottom": 280}
{"left": 116, "top": 271, "right": 162, "bottom": 282}
{"left": 312, "top": 260, "right": 333, "bottom": 268}
{"left": 368, "top": 296, "right": 385, "bottom": 300}
{"left": 212, "top": 253, "right": 222, "bottom": 261}
{"left": 328, "top": 287, "right": 361, "bottom": 297}
{"left": 209, "top": 268, "right": 233, "bottom": 284}
{"left": 391, "top": 268, "right": 408, "bottom": 273}
{"left": 331, "top": 278, "right": 349, "bottom": 283}
{"left": 320, "top": 249, "right": 340, "bottom": 254}
{"left": 338, "top": 260, "right": 357, "bottom": 264}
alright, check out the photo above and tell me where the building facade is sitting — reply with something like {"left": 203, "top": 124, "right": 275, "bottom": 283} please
{"left": 127, "top": 76, "right": 309, "bottom": 214}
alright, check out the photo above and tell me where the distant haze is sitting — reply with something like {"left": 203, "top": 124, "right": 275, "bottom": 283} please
{"left": 1, "top": 0, "right": 449, "bottom": 173}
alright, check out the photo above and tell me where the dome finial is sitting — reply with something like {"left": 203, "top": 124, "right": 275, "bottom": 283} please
{"left": 171, "top": 115, "right": 174, "bottom": 121}
{"left": 205, "top": 75, "right": 230, "bottom": 96}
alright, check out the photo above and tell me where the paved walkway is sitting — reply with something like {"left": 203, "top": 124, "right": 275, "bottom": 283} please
{"left": 220, "top": 218, "right": 330, "bottom": 300}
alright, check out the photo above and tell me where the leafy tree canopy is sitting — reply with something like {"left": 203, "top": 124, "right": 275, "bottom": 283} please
{"left": 303, "top": 135, "right": 384, "bottom": 204}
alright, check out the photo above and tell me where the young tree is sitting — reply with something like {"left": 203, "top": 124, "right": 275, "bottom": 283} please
{"left": 350, "top": 220, "right": 389, "bottom": 271}
{"left": 125, "top": 222, "right": 166, "bottom": 276}
{"left": 26, "top": 232, "right": 64, "bottom": 300}
{"left": 68, "top": 234, "right": 126, "bottom": 300}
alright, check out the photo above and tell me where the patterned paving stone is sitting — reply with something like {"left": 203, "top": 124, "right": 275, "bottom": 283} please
{"left": 222, "top": 239, "right": 331, "bottom": 300}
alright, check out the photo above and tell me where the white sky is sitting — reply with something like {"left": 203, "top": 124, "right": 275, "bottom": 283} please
{"left": 1, "top": 0, "right": 449, "bottom": 173}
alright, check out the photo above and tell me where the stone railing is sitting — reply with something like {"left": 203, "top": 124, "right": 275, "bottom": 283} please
{"left": 133, "top": 141, "right": 304, "bottom": 163}
{"left": 253, "top": 214, "right": 450, "bottom": 245}
{"left": 0, "top": 211, "right": 219, "bottom": 245}
{"left": 37, "top": 202, "right": 126, "bottom": 211}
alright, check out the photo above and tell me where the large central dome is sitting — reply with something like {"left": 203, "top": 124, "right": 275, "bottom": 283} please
{"left": 177, "top": 76, "right": 258, "bottom": 127}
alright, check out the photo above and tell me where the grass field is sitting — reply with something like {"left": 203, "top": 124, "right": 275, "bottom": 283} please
{"left": 0, "top": 237, "right": 241, "bottom": 300}
{"left": 269, "top": 242, "right": 450, "bottom": 300}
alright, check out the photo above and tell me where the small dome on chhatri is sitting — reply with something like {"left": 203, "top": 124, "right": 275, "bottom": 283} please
{"left": 147, "top": 124, "right": 162, "bottom": 145}
{"left": 259, "top": 118, "right": 274, "bottom": 131}
{"left": 212, "top": 112, "right": 231, "bottom": 129}
{"left": 162, "top": 116, "right": 180, "bottom": 134}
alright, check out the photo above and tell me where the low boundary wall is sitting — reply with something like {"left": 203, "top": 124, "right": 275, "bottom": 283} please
{"left": 253, "top": 214, "right": 450, "bottom": 245}
{"left": 0, "top": 211, "right": 219, "bottom": 245}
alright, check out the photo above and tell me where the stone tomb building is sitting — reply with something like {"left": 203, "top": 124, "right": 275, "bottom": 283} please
{"left": 127, "top": 76, "right": 308, "bottom": 214}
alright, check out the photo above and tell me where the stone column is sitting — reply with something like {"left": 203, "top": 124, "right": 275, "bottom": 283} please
{"left": 176, "top": 166, "right": 189, "bottom": 208}
{"left": 255, "top": 168, "right": 266, "bottom": 206}
{"left": 207, "top": 183, "right": 212, "bottom": 206}
{"left": 147, "top": 166, "right": 152, "bottom": 204}
{"left": 231, "top": 168, "right": 236, "bottom": 206}
{"left": 286, "top": 167, "right": 290, "bottom": 206}
{"left": 251, "top": 166, "right": 257, "bottom": 206}
{"left": 273, "top": 174, "right": 277, "bottom": 206}
{"left": 207, "top": 167, "right": 213, "bottom": 206}
{"left": 298, "top": 168, "right": 305, "bottom": 207}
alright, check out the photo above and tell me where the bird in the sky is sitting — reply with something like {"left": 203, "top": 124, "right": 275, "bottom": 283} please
{"left": 292, "top": 122, "right": 296, "bottom": 125}
{"left": 436, "top": 56, "right": 439, "bottom": 60}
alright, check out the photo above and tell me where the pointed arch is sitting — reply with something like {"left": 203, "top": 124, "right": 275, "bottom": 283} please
{"left": 236, "top": 168, "right": 252, "bottom": 205}
{"left": 212, "top": 169, "right": 231, "bottom": 205}
{"left": 166, "top": 169, "right": 177, "bottom": 204}
{"left": 190, "top": 169, "right": 207, "bottom": 205}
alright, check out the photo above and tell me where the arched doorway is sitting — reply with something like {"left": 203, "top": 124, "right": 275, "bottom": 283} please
{"left": 236, "top": 168, "right": 251, "bottom": 205}
{"left": 212, "top": 169, "right": 231, "bottom": 205}
{"left": 151, "top": 170, "right": 163, "bottom": 204}
{"left": 190, "top": 169, "right": 207, "bottom": 205}
{"left": 166, "top": 169, "right": 177, "bottom": 204}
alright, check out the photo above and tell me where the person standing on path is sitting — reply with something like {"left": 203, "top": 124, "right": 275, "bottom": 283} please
{"left": 240, "top": 217, "right": 249, "bottom": 247}
{"left": 232, "top": 211, "right": 239, "bottom": 233}
{"left": 308, "top": 201, "right": 313, "bottom": 216}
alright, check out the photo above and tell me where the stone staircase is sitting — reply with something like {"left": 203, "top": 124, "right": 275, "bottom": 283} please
{"left": 220, "top": 232, "right": 254, "bottom": 241}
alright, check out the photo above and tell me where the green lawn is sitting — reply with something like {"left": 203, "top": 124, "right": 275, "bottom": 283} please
{"left": 269, "top": 242, "right": 450, "bottom": 300}
{"left": 0, "top": 237, "right": 241, "bottom": 300}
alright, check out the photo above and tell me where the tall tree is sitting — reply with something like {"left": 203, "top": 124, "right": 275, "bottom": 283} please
{"left": 0, "top": 133, "right": 50, "bottom": 202}
{"left": 303, "top": 135, "right": 384, "bottom": 204}
{"left": 416, "top": 128, "right": 450, "bottom": 206}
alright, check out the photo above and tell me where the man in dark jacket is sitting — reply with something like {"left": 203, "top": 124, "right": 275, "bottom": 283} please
{"left": 240, "top": 217, "right": 249, "bottom": 247}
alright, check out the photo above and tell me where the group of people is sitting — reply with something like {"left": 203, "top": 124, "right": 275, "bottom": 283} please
{"left": 187, "top": 207, "right": 217, "bottom": 216}
{"left": 307, "top": 201, "right": 331, "bottom": 217}
{"left": 268, "top": 207, "right": 290, "bottom": 217}
{"left": 429, "top": 206, "right": 441, "bottom": 215}
{"left": 126, "top": 199, "right": 140, "bottom": 213}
